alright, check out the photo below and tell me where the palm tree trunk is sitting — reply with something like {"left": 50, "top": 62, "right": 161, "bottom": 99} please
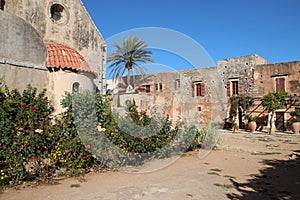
{"left": 127, "top": 68, "right": 131, "bottom": 87}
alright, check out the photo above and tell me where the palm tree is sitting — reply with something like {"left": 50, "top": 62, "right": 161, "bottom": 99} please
{"left": 107, "top": 36, "right": 154, "bottom": 91}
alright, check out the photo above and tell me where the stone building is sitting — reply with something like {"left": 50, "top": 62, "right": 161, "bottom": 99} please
{"left": 0, "top": 0, "right": 106, "bottom": 113}
{"left": 109, "top": 54, "right": 300, "bottom": 132}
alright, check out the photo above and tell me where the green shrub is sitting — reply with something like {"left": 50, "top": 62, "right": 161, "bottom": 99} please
{"left": 0, "top": 84, "right": 56, "bottom": 186}
{"left": 290, "top": 109, "right": 300, "bottom": 117}
{"left": 0, "top": 85, "right": 101, "bottom": 187}
{"left": 0, "top": 83, "right": 212, "bottom": 187}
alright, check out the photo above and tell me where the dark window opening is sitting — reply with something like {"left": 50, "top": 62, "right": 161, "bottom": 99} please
{"left": 72, "top": 82, "right": 80, "bottom": 93}
{"left": 0, "top": 0, "right": 5, "bottom": 11}
{"left": 145, "top": 85, "right": 150, "bottom": 93}
{"left": 196, "top": 83, "right": 201, "bottom": 96}
{"left": 232, "top": 81, "right": 239, "bottom": 95}
{"left": 50, "top": 4, "right": 64, "bottom": 21}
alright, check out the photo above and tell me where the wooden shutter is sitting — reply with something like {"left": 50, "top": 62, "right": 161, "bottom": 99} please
{"left": 192, "top": 83, "right": 195, "bottom": 97}
{"left": 201, "top": 82, "right": 205, "bottom": 96}
{"left": 238, "top": 81, "right": 243, "bottom": 95}
{"left": 226, "top": 81, "right": 231, "bottom": 97}
{"left": 276, "top": 78, "right": 285, "bottom": 92}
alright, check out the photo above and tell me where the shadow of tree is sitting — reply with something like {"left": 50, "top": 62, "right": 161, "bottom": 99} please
{"left": 227, "top": 152, "right": 300, "bottom": 200}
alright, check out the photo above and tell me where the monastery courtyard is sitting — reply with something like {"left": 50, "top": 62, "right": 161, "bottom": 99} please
{"left": 2, "top": 130, "right": 300, "bottom": 200}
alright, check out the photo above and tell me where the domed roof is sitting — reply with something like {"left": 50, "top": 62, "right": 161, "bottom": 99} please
{"left": 45, "top": 43, "right": 97, "bottom": 78}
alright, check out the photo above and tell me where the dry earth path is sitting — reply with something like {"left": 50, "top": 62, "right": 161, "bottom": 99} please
{"left": 1, "top": 130, "right": 300, "bottom": 200}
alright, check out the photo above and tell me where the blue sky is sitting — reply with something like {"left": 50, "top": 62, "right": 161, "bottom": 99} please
{"left": 82, "top": 0, "right": 300, "bottom": 75}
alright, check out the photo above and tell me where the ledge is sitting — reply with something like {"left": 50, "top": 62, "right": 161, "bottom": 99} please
{"left": 0, "top": 59, "right": 47, "bottom": 71}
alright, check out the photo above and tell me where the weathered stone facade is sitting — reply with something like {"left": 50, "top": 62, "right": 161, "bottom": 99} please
{"left": 110, "top": 54, "right": 300, "bottom": 131}
{"left": 0, "top": 0, "right": 106, "bottom": 113}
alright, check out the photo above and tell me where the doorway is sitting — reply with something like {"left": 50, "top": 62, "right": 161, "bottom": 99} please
{"left": 275, "top": 112, "right": 285, "bottom": 131}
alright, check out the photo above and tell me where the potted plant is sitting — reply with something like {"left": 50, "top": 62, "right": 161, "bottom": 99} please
{"left": 290, "top": 109, "right": 300, "bottom": 134}
{"left": 247, "top": 115, "right": 257, "bottom": 133}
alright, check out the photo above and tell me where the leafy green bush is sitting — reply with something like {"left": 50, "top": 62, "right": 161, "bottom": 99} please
{"left": 0, "top": 84, "right": 56, "bottom": 186}
{"left": 0, "top": 83, "right": 214, "bottom": 187}
{"left": 0, "top": 84, "right": 101, "bottom": 187}
{"left": 290, "top": 109, "right": 300, "bottom": 117}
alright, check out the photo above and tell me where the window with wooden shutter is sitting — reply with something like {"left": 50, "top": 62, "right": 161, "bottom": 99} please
{"left": 155, "top": 83, "right": 163, "bottom": 91}
{"left": 232, "top": 81, "right": 239, "bottom": 95}
{"left": 238, "top": 81, "right": 243, "bottom": 95}
{"left": 227, "top": 80, "right": 240, "bottom": 96}
{"left": 193, "top": 82, "right": 204, "bottom": 97}
{"left": 275, "top": 78, "right": 285, "bottom": 92}
{"left": 227, "top": 81, "right": 231, "bottom": 97}
{"left": 192, "top": 83, "right": 195, "bottom": 97}
{"left": 200, "top": 82, "right": 205, "bottom": 96}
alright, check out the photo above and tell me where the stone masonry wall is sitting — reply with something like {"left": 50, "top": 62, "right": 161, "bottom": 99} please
{"left": 3, "top": 0, "right": 106, "bottom": 93}
{"left": 253, "top": 61, "right": 300, "bottom": 97}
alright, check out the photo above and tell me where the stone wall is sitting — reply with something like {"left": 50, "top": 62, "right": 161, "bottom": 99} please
{"left": 0, "top": 10, "right": 48, "bottom": 93}
{"left": 0, "top": 11, "right": 47, "bottom": 65}
{"left": 3, "top": 0, "right": 106, "bottom": 93}
{"left": 112, "top": 66, "right": 226, "bottom": 126}
{"left": 253, "top": 61, "right": 300, "bottom": 97}
{"left": 0, "top": 63, "right": 48, "bottom": 93}
{"left": 110, "top": 54, "right": 300, "bottom": 128}
{"left": 48, "top": 70, "right": 95, "bottom": 114}
{"left": 217, "top": 54, "right": 269, "bottom": 97}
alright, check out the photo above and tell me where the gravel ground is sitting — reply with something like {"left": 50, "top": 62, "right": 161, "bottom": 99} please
{"left": 1, "top": 130, "right": 300, "bottom": 200}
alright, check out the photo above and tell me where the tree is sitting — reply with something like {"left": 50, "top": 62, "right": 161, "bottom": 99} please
{"left": 107, "top": 36, "right": 154, "bottom": 91}
{"left": 229, "top": 95, "right": 253, "bottom": 132}
{"left": 261, "top": 91, "right": 288, "bottom": 134}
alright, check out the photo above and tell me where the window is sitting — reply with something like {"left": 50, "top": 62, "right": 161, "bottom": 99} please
{"left": 139, "top": 85, "right": 151, "bottom": 93}
{"left": 72, "top": 82, "right": 80, "bottom": 93}
{"left": 227, "top": 80, "right": 240, "bottom": 96}
{"left": 0, "top": 0, "right": 5, "bottom": 10}
{"left": 193, "top": 82, "right": 205, "bottom": 97}
{"left": 275, "top": 78, "right": 285, "bottom": 92}
{"left": 145, "top": 85, "right": 150, "bottom": 93}
{"left": 175, "top": 79, "right": 180, "bottom": 90}
{"left": 49, "top": 3, "right": 69, "bottom": 24}
{"left": 50, "top": 4, "right": 64, "bottom": 21}
{"left": 155, "top": 83, "right": 163, "bottom": 91}
{"left": 232, "top": 81, "right": 239, "bottom": 95}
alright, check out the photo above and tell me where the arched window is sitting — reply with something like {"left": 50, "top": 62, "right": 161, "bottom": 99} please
{"left": 50, "top": 4, "right": 64, "bottom": 21}
{"left": 72, "top": 82, "right": 80, "bottom": 93}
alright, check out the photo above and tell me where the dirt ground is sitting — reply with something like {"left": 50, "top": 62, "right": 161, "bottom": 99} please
{"left": 1, "top": 130, "right": 300, "bottom": 200}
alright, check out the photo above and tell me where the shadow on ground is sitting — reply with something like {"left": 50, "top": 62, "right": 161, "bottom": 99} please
{"left": 227, "top": 151, "right": 300, "bottom": 200}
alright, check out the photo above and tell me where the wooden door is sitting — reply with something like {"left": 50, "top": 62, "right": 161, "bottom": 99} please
{"left": 275, "top": 112, "right": 285, "bottom": 131}
{"left": 276, "top": 78, "right": 285, "bottom": 92}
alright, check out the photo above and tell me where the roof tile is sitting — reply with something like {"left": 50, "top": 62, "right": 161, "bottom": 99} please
{"left": 45, "top": 43, "right": 97, "bottom": 78}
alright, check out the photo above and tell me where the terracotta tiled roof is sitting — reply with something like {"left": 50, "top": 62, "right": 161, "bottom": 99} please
{"left": 45, "top": 43, "right": 97, "bottom": 78}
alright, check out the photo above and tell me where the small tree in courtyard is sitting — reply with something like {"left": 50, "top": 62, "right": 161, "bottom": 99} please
{"left": 229, "top": 95, "right": 253, "bottom": 132}
{"left": 261, "top": 91, "right": 288, "bottom": 134}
